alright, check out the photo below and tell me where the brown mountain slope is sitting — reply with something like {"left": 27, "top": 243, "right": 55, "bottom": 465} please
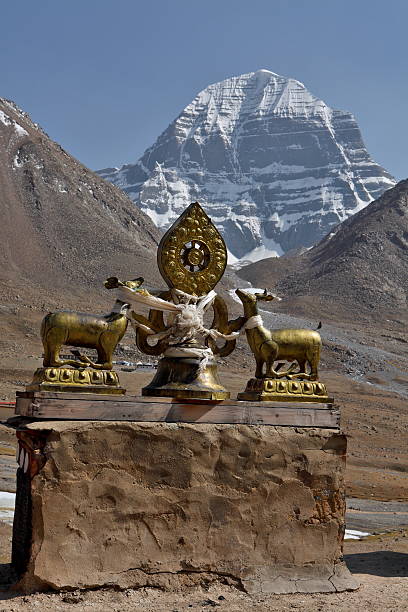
{"left": 0, "top": 98, "right": 161, "bottom": 296}
{"left": 0, "top": 99, "right": 162, "bottom": 370}
{"left": 238, "top": 179, "right": 408, "bottom": 324}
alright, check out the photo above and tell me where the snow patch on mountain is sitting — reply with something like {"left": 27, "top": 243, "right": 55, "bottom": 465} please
{"left": 0, "top": 110, "right": 12, "bottom": 127}
{"left": 0, "top": 109, "right": 29, "bottom": 138}
{"left": 99, "top": 69, "right": 395, "bottom": 261}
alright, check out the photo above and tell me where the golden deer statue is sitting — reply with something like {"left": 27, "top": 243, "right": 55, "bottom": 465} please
{"left": 235, "top": 288, "right": 322, "bottom": 380}
{"left": 40, "top": 277, "right": 143, "bottom": 370}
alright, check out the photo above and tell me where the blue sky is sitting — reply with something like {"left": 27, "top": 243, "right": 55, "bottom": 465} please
{"left": 2, "top": 0, "right": 407, "bottom": 179}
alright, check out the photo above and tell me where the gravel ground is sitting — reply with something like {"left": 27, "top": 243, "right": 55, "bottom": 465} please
{"left": 0, "top": 546, "right": 407, "bottom": 612}
{"left": 346, "top": 499, "right": 408, "bottom": 532}
{"left": 0, "top": 524, "right": 405, "bottom": 611}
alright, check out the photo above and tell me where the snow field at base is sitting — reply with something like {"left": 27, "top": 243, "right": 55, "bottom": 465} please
{"left": 140, "top": 206, "right": 175, "bottom": 228}
{"left": 238, "top": 244, "right": 281, "bottom": 263}
{"left": 227, "top": 250, "right": 239, "bottom": 265}
{"left": 344, "top": 529, "right": 371, "bottom": 540}
{"left": 0, "top": 491, "right": 16, "bottom": 525}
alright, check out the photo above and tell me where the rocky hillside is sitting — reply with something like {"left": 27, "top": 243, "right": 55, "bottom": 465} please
{"left": 99, "top": 69, "right": 395, "bottom": 261}
{"left": 238, "top": 180, "right": 408, "bottom": 322}
{"left": 0, "top": 98, "right": 161, "bottom": 298}
{"left": 0, "top": 99, "right": 162, "bottom": 363}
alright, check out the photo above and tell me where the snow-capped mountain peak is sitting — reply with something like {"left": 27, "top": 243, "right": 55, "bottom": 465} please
{"left": 99, "top": 70, "right": 395, "bottom": 261}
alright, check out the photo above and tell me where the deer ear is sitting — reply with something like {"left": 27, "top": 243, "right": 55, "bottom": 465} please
{"left": 104, "top": 277, "right": 119, "bottom": 289}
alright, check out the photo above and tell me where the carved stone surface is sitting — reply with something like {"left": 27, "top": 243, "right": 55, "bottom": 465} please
{"left": 16, "top": 421, "right": 357, "bottom": 593}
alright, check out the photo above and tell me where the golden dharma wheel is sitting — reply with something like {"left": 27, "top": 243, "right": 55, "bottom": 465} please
{"left": 157, "top": 202, "right": 227, "bottom": 295}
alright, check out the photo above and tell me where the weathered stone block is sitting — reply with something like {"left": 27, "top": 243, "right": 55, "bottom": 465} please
{"left": 14, "top": 421, "right": 357, "bottom": 593}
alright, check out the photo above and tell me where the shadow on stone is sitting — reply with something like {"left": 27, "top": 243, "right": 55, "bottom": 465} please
{"left": 345, "top": 551, "right": 408, "bottom": 577}
{"left": 0, "top": 563, "right": 19, "bottom": 598}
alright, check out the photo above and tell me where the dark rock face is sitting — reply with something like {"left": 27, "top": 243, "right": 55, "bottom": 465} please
{"left": 99, "top": 70, "right": 395, "bottom": 261}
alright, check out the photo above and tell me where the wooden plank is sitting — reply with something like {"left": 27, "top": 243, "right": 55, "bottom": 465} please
{"left": 16, "top": 391, "right": 332, "bottom": 410}
{"left": 14, "top": 397, "right": 33, "bottom": 417}
{"left": 16, "top": 391, "right": 166, "bottom": 403}
{"left": 16, "top": 396, "right": 332, "bottom": 415}
{"left": 163, "top": 404, "right": 339, "bottom": 427}
{"left": 15, "top": 395, "right": 339, "bottom": 428}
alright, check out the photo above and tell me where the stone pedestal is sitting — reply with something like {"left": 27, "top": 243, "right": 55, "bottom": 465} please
{"left": 12, "top": 419, "right": 358, "bottom": 594}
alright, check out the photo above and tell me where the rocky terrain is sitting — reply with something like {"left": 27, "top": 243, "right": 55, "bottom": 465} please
{"left": 238, "top": 179, "right": 408, "bottom": 323}
{"left": 0, "top": 99, "right": 161, "bottom": 289}
{"left": 99, "top": 69, "right": 395, "bottom": 261}
{"left": 0, "top": 539, "right": 407, "bottom": 612}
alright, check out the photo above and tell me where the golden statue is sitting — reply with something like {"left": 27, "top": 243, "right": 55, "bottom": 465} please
{"left": 27, "top": 200, "right": 329, "bottom": 402}
{"left": 114, "top": 203, "right": 239, "bottom": 400}
{"left": 27, "top": 277, "right": 144, "bottom": 394}
{"left": 235, "top": 289, "right": 330, "bottom": 402}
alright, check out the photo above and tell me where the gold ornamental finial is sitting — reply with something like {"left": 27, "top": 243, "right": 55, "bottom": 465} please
{"left": 157, "top": 202, "right": 227, "bottom": 296}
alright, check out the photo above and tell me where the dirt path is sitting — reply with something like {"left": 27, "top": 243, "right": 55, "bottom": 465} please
{"left": 0, "top": 535, "right": 407, "bottom": 611}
